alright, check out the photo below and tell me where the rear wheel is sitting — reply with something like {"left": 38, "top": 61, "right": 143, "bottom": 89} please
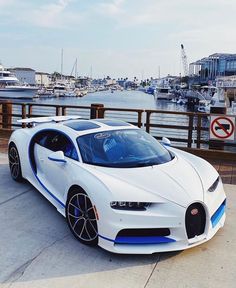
{"left": 8, "top": 143, "right": 23, "bottom": 182}
{"left": 66, "top": 189, "right": 98, "bottom": 246}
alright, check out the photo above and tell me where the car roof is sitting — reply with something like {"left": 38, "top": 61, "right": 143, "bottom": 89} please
{"left": 30, "top": 118, "right": 138, "bottom": 137}
{"left": 63, "top": 118, "right": 137, "bottom": 136}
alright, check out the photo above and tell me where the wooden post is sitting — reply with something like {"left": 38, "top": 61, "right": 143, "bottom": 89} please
{"left": 56, "top": 106, "right": 60, "bottom": 116}
{"left": 137, "top": 111, "right": 143, "bottom": 128}
{"left": 196, "top": 114, "right": 201, "bottom": 149}
{"left": 90, "top": 104, "right": 104, "bottom": 119}
{"left": 187, "top": 114, "right": 194, "bottom": 148}
{"left": 28, "top": 104, "right": 33, "bottom": 118}
{"left": 21, "top": 104, "right": 27, "bottom": 128}
{"left": 145, "top": 111, "right": 151, "bottom": 133}
{"left": 62, "top": 107, "right": 66, "bottom": 116}
{"left": 1, "top": 101, "right": 12, "bottom": 129}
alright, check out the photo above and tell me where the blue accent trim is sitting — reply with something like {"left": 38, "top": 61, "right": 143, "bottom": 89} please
{"left": 34, "top": 173, "right": 65, "bottom": 208}
{"left": 211, "top": 200, "right": 226, "bottom": 228}
{"left": 98, "top": 234, "right": 114, "bottom": 242}
{"left": 98, "top": 234, "right": 175, "bottom": 244}
{"left": 28, "top": 129, "right": 75, "bottom": 208}
{"left": 115, "top": 236, "right": 176, "bottom": 244}
{"left": 48, "top": 156, "right": 66, "bottom": 163}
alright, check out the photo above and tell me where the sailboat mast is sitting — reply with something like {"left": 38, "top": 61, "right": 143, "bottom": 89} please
{"left": 75, "top": 58, "right": 78, "bottom": 79}
{"left": 61, "top": 48, "right": 63, "bottom": 80}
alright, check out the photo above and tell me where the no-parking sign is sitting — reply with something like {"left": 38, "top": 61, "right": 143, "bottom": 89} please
{"left": 210, "top": 115, "right": 236, "bottom": 141}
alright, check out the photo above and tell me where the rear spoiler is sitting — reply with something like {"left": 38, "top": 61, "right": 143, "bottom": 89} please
{"left": 17, "top": 115, "right": 82, "bottom": 126}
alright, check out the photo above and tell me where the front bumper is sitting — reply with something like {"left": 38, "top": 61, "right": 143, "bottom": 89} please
{"left": 97, "top": 197, "right": 226, "bottom": 254}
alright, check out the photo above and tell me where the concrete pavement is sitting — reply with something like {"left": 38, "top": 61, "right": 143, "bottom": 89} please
{"left": 0, "top": 152, "right": 236, "bottom": 288}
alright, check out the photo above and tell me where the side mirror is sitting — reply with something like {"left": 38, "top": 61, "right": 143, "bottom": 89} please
{"left": 161, "top": 137, "right": 171, "bottom": 147}
{"left": 48, "top": 151, "right": 66, "bottom": 163}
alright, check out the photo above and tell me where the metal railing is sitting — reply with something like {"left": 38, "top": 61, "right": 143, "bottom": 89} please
{"left": 1, "top": 101, "right": 236, "bottom": 152}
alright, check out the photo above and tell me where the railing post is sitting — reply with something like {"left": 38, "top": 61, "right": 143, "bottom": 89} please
{"left": 196, "top": 114, "right": 201, "bottom": 149}
{"left": 1, "top": 101, "right": 12, "bottom": 129}
{"left": 56, "top": 106, "right": 60, "bottom": 116}
{"left": 90, "top": 103, "right": 104, "bottom": 119}
{"left": 146, "top": 111, "right": 151, "bottom": 133}
{"left": 187, "top": 114, "right": 194, "bottom": 148}
{"left": 98, "top": 107, "right": 105, "bottom": 118}
{"left": 28, "top": 104, "right": 33, "bottom": 118}
{"left": 21, "top": 104, "right": 27, "bottom": 128}
{"left": 62, "top": 106, "right": 66, "bottom": 116}
{"left": 137, "top": 111, "right": 143, "bottom": 128}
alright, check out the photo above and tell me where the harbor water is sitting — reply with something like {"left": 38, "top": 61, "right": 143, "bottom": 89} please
{"left": 5, "top": 90, "right": 209, "bottom": 147}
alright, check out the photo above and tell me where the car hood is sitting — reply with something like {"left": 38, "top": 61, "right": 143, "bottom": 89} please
{"left": 85, "top": 155, "right": 205, "bottom": 207}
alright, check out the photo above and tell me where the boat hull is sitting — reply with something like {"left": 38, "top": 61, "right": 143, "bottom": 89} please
{"left": 0, "top": 88, "right": 38, "bottom": 99}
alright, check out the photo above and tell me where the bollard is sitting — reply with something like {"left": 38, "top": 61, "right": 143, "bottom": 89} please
{"left": 90, "top": 103, "right": 104, "bottom": 119}
{"left": 1, "top": 101, "right": 12, "bottom": 129}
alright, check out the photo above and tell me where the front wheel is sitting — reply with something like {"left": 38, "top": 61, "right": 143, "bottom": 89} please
{"left": 8, "top": 143, "right": 23, "bottom": 182}
{"left": 66, "top": 189, "right": 98, "bottom": 246}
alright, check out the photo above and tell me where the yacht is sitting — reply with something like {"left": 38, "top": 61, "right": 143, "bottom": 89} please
{"left": 198, "top": 88, "right": 226, "bottom": 113}
{"left": 0, "top": 64, "right": 38, "bottom": 99}
{"left": 154, "top": 85, "right": 174, "bottom": 100}
{"left": 53, "top": 82, "right": 77, "bottom": 97}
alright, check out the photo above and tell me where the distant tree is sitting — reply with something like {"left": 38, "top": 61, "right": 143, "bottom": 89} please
{"left": 51, "top": 71, "right": 61, "bottom": 82}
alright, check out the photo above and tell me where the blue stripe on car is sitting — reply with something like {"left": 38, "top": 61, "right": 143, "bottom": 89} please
{"left": 28, "top": 129, "right": 70, "bottom": 208}
{"left": 48, "top": 156, "right": 67, "bottom": 163}
{"left": 98, "top": 234, "right": 175, "bottom": 244}
{"left": 115, "top": 236, "right": 175, "bottom": 244}
{"left": 34, "top": 172, "right": 65, "bottom": 208}
{"left": 211, "top": 199, "right": 226, "bottom": 228}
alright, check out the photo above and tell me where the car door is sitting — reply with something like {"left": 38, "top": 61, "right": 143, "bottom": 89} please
{"left": 34, "top": 130, "right": 79, "bottom": 204}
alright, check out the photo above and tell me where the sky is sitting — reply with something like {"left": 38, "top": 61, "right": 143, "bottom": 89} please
{"left": 0, "top": 0, "right": 236, "bottom": 79}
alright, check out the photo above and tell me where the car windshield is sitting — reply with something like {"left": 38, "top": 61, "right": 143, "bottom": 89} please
{"left": 77, "top": 129, "right": 174, "bottom": 168}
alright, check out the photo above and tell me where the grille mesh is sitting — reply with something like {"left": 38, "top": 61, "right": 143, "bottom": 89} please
{"left": 185, "top": 203, "right": 206, "bottom": 239}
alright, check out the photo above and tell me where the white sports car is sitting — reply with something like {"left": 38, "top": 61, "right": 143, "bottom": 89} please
{"left": 8, "top": 116, "right": 226, "bottom": 254}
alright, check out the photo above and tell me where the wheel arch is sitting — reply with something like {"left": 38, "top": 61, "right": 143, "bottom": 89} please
{"left": 67, "top": 184, "right": 87, "bottom": 200}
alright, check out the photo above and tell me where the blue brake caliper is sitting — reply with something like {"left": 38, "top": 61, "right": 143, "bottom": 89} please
{"left": 74, "top": 198, "right": 80, "bottom": 217}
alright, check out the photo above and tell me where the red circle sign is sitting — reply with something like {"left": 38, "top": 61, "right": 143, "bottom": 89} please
{"left": 210, "top": 116, "right": 235, "bottom": 139}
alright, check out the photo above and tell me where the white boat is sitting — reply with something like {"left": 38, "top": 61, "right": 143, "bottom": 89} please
{"left": 198, "top": 88, "right": 226, "bottom": 113}
{"left": 0, "top": 64, "right": 38, "bottom": 99}
{"left": 53, "top": 82, "right": 69, "bottom": 97}
{"left": 53, "top": 82, "right": 78, "bottom": 97}
{"left": 154, "top": 86, "right": 174, "bottom": 100}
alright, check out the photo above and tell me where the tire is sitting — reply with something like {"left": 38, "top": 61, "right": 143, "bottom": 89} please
{"left": 8, "top": 143, "right": 23, "bottom": 182}
{"left": 66, "top": 189, "right": 98, "bottom": 246}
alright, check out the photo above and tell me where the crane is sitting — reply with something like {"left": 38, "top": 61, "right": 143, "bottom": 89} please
{"left": 181, "top": 44, "right": 189, "bottom": 76}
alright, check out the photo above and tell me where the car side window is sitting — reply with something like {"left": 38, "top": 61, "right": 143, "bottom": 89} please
{"left": 35, "top": 130, "right": 79, "bottom": 161}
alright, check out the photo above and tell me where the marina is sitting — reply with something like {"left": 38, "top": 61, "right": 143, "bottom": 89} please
{"left": 1, "top": 1, "right": 236, "bottom": 287}
{"left": 1, "top": 89, "right": 236, "bottom": 154}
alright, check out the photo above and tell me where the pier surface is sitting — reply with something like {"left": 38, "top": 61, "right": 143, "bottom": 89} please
{"left": 0, "top": 152, "right": 236, "bottom": 288}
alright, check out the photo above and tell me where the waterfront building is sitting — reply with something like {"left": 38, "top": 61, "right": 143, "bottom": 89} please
{"left": 8, "top": 67, "right": 35, "bottom": 85}
{"left": 190, "top": 53, "right": 236, "bottom": 84}
{"left": 35, "top": 72, "right": 52, "bottom": 87}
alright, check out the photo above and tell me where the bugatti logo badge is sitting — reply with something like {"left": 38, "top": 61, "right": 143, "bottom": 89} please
{"left": 191, "top": 208, "right": 198, "bottom": 215}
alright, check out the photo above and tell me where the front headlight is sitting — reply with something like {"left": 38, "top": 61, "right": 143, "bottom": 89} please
{"left": 208, "top": 176, "right": 220, "bottom": 192}
{"left": 110, "top": 201, "right": 151, "bottom": 211}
